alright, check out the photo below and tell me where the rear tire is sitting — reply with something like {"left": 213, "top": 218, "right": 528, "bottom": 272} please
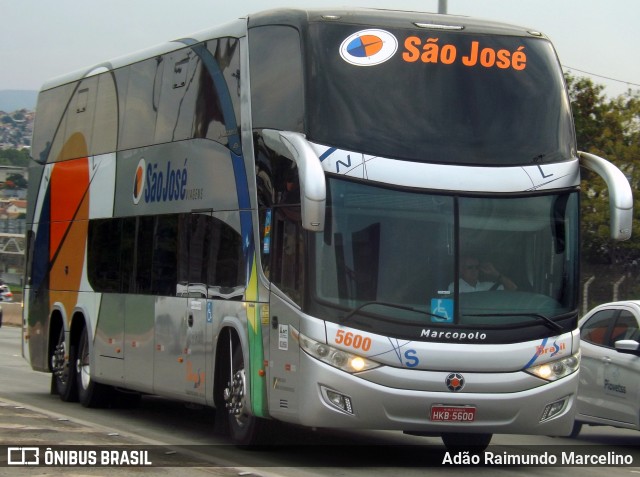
{"left": 441, "top": 432, "right": 492, "bottom": 453}
{"left": 51, "top": 327, "right": 78, "bottom": 402}
{"left": 76, "top": 326, "right": 112, "bottom": 408}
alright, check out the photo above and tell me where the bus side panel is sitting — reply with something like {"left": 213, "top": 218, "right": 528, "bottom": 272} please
{"left": 123, "top": 295, "right": 156, "bottom": 393}
{"left": 153, "top": 296, "right": 190, "bottom": 399}
{"left": 26, "top": 151, "right": 91, "bottom": 371}
{"left": 113, "top": 141, "right": 240, "bottom": 217}
{"left": 267, "top": 291, "right": 301, "bottom": 420}
{"left": 245, "top": 256, "right": 268, "bottom": 418}
{"left": 49, "top": 156, "right": 90, "bottom": 317}
{"left": 93, "top": 293, "right": 124, "bottom": 385}
{"left": 25, "top": 194, "right": 51, "bottom": 372}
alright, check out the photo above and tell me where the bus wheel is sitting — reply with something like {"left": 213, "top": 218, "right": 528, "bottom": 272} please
{"left": 51, "top": 327, "right": 78, "bottom": 402}
{"left": 224, "top": 346, "right": 262, "bottom": 445}
{"left": 441, "top": 432, "right": 492, "bottom": 453}
{"left": 76, "top": 326, "right": 112, "bottom": 408}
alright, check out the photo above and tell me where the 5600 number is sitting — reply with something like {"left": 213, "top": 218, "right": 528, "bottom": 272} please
{"left": 334, "top": 330, "right": 372, "bottom": 351}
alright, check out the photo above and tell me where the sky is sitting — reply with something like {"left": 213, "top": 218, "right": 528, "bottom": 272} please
{"left": 2, "top": 0, "right": 639, "bottom": 98}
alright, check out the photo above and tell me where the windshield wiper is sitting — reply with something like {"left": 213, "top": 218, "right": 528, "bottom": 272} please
{"left": 462, "top": 312, "right": 563, "bottom": 332}
{"left": 340, "top": 301, "right": 447, "bottom": 325}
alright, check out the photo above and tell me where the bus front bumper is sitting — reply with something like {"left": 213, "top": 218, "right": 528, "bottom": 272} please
{"left": 274, "top": 351, "right": 578, "bottom": 436}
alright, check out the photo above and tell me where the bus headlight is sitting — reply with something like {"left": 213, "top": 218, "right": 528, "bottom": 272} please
{"left": 526, "top": 351, "right": 580, "bottom": 381}
{"left": 298, "top": 332, "right": 380, "bottom": 373}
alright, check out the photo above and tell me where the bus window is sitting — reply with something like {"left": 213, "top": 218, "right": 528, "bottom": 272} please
{"left": 180, "top": 214, "right": 245, "bottom": 299}
{"left": 306, "top": 24, "right": 574, "bottom": 165}
{"left": 267, "top": 157, "right": 304, "bottom": 305}
{"left": 249, "top": 25, "right": 304, "bottom": 132}
{"left": 151, "top": 215, "right": 179, "bottom": 296}
{"left": 195, "top": 38, "right": 242, "bottom": 147}
{"left": 119, "top": 57, "right": 163, "bottom": 150}
{"left": 31, "top": 83, "right": 76, "bottom": 163}
{"left": 92, "top": 73, "right": 118, "bottom": 156}
{"left": 87, "top": 219, "right": 122, "bottom": 293}
{"left": 133, "top": 216, "right": 154, "bottom": 294}
{"left": 271, "top": 209, "right": 304, "bottom": 305}
{"left": 155, "top": 50, "right": 201, "bottom": 143}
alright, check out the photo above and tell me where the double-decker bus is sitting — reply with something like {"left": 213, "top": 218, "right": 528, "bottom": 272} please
{"left": 23, "top": 8, "right": 633, "bottom": 450}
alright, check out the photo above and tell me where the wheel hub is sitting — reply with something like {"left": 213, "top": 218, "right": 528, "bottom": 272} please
{"left": 51, "top": 341, "right": 66, "bottom": 379}
{"left": 224, "top": 369, "right": 247, "bottom": 418}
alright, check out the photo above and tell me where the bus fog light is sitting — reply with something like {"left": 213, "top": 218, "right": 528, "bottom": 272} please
{"left": 540, "top": 398, "right": 566, "bottom": 421}
{"left": 323, "top": 387, "right": 354, "bottom": 414}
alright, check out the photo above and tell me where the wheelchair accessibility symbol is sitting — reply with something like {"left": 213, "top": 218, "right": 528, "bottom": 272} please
{"left": 430, "top": 298, "right": 453, "bottom": 323}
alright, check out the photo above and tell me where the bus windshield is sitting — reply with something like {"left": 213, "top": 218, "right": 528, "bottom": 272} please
{"left": 310, "top": 177, "right": 579, "bottom": 336}
{"left": 306, "top": 24, "right": 575, "bottom": 166}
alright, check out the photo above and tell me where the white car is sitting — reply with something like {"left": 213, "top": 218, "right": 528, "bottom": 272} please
{"left": 573, "top": 300, "right": 640, "bottom": 436}
{"left": 0, "top": 285, "right": 12, "bottom": 302}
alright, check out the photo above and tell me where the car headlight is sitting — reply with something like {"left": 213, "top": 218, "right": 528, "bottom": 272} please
{"left": 526, "top": 351, "right": 580, "bottom": 381}
{"left": 297, "top": 331, "right": 380, "bottom": 373}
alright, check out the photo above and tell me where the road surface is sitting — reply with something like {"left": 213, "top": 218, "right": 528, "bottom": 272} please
{"left": 1, "top": 324, "right": 638, "bottom": 476}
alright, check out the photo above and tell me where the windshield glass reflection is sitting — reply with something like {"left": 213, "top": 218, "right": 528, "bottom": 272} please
{"left": 311, "top": 178, "right": 579, "bottom": 331}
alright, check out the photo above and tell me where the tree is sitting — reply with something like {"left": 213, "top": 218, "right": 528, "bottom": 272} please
{"left": 0, "top": 149, "right": 30, "bottom": 167}
{"left": 5, "top": 173, "right": 27, "bottom": 189}
{"left": 567, "top": 73, "right": 640, "bottom": 303}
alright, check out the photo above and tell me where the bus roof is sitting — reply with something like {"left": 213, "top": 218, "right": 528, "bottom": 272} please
{"left": 40, "top": 17, "right": 247, "bottom": 91}
{"left": 40, "top": 8, "right": 547, "bottom": 91}
{"left": 248, "top": 8, "right": 544, "bottom": 38}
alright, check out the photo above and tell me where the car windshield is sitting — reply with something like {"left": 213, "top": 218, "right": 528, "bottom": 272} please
{"left": 309, "top": 178, "right": 579, "bottom": 336}
{"left": 306, "top": 24, "right": 575, "bottom": 165}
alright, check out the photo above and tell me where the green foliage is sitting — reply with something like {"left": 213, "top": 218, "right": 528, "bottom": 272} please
{"left": 4, "top": 173, "right": 27, "bottom": 189}
{"left": 0, "top": 148, "right": 30, "bottom": 167}
{"left": 567, "top": 73, "right": 640, "bottom": 302}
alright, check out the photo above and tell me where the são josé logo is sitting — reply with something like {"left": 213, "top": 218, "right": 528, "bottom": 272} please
{"left": 132, "top": 158, "right": 145, "bottom": 204}
{"left": 340, "top": 29, "right": 398, "bottom": 66}
{"left": 132, "top": 157, "right": 189, "bottom": 205}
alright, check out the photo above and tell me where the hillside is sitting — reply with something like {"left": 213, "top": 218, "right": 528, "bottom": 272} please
{"left": 0, "top": 90, "right": 38, "bottom": 113}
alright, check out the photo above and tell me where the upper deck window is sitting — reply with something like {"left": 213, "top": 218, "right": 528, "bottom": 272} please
{"left": 306, "top": 24, "right": 575, "bottom": 166}
{"left": 249, "top": 25, "right": 305, "bottom": 133}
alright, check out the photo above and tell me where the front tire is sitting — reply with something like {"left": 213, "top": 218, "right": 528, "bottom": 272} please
{"left": 224, "top": 344, "right": 264, "bottom": 445}
{"left": 441, "top": 432, "right": 492, "bottom": 453}
{"left": 76, "top": 326, "right": 112, "bottom": 407}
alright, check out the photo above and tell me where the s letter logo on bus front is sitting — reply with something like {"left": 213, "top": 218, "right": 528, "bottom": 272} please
{"left": 340, "top": 29, "right": 398, "bottom": 66}
{"left": 132, "top": 158, "right": 145, "bottom": 205}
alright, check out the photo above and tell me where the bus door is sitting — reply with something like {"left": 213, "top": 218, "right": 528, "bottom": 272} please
{"left": 267, "top": 205, "right": 305, "bottom": 418}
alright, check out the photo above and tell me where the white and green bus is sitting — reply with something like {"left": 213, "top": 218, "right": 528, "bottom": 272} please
{"left": 23, "top": 8, "right": 632, "bottom": 449}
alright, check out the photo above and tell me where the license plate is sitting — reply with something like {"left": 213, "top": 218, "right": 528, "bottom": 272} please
{"left": 430, "top": 405, "right": 476, "bottom": 422}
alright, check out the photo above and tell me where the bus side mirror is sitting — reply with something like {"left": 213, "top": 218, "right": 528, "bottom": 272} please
{"left": 579, "top": 152, "right": 633, "bottom": 241}
{"left": 262, "top": 130, "right": 326, "bottom": 232}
